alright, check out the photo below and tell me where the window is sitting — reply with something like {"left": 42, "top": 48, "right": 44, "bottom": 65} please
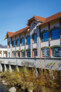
{"left": 52, "top": 47, "right": 60, "bottom": 57}
{"left": 51, "top": 28, "right": 60, "bottom": 40}
{"left": 21, "top": 51, "right": 25, "bottom": 57}
{"left": 12, "top": 41, "right": 16, "bottom": 47}
{"left": 33, "top": 34, "right": 37, "bottom": 43}
{"left": 42, "top": 31, "right": 49, "bottom": 41}
{"left": 8, "top": 42, "right": 10, "bottom": 47}
{"left": 13, "top": 51, "right": 15, "bottom": 57}
{"left": 34, "top": 49, "right": 37, "bottom": 57}
{"left": 27, "top": 50, "right": 31, "bottom": 57}
{"left": 26, "top": 36, "right": 30, "bottom": 45}
{"left": 42, "top": 48, "right": 49, "bottom": 57}
{"left": 17, "top": 39, "right": 20, "bottom": 47}
{"left": 17, "top": 51, "right": 20, "bottom": 58}
{"left": 21, "top": 38, "right": 25, "bottom": 46}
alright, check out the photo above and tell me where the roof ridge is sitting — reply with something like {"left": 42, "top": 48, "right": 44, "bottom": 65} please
{"left": 45, "top": 12, "right": 61, "bottom": 21}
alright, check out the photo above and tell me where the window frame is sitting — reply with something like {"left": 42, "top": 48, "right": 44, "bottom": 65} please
{"left": 41, "top": 31, "right": 49, "bottom": 42}
{"left": 52, "top": 47, "right": 60, "bottom": 57}
{"left": 26, "top": 36, "right": 30, "bottom": 45}
{"left": 42, "top": 48, "right": 49, "bottom": 57}
{"left": 51, "top": 28, "right": 60, "bottom": 40}
{"left": 33, "top": 33, "right": 37, "bottom": 43}
{"left": 21, "top": 37, "right": 25, "bottom": 46}
{"left": 21, "top": 50, "right": 25, "bottom": 57}
{"left": 27, "top": 49, "right": 31, "bottom": 57}
{"left": 17, "top": 39, "right": 20, "bottom": 47}
{"left": 33, "top": 49, "right": 37, "bottom": 57}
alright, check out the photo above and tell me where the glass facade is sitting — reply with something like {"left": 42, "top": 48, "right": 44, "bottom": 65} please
{"left": 21, "top": 38, "right": 25, "bottom": 46}
{"left": 52, "top": 47, "right": 60, "bottom": 57}
{"left": 42, "top": 31, "right": 49, "bottom": 41}
{"left": 21, "top": 50, "right": 25, "bottom": 57}
{"left": 51, "top": 28, "right": 60, "bottom": 40}
{"left": 34, "top": 49, "right": 37, "bottom": 57}
{"left": 27, "top": 50, "right": 31, "bottom": 57}
{"left": 12, "top": 41, "right": 16, "bottom": 47}
{"left": 26, "top": 36, "right": 30, "bottom": 45}
{"left": 33, "top": 34, "right": 37, "bottom": 43}
{"left": 42, "top": 48, "right": 49, "bottom": 57}
{"left": 17, "top": 39, "right": 20, "bottom": 47}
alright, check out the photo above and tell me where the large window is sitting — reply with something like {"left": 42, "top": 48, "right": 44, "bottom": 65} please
{"left": 33, "top": 34, "right": 37, "bottom": 43}
{"left": 21, "top": 38, "right": 25, "bottom": 46}
{"left": 34, "top": 49, "right": 37, "bottom": 57}
{"left": 27, "top": 50, "right": 31, "bottom": 57}
{"left": 21, "top": 50, "right": 25, "bottom": 57}
{"left": 12, "top": 41, "right": 16, "bottom": 47}
{"left": 52, "top": 47, "right": 60, "bottom": 57}
{"left": 17, "top": 51, "right": 20, "bottom": 58}
{"left": 51, "top": 28, "right": 60, "bottom": 40}
{"left": 17, "top": 39, "right": 20, "bottom": 47}
{"left": 26, "top": 36, "right": 30, "bottom": 45}
{"left": 42, "top": 31, "right": 49, "bottom": 41}
{"left": 13, "top": 51, "right": 16, "bottom": 57}
{"left": 42, "top": 48, "right": 49, "bottom": 57}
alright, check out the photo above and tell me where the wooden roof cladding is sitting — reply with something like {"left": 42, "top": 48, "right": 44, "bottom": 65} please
{"left": 5, "top": 12, "right": 61, "bottom": 39}
{"left": 39, "top": 12, "right": 61, "bottom": 27}
{"left": 5, "top": 26, "right": 30, "bottom": 39}
{"left": 27, "top": 16, "right": 46, "bottom": 26}
{"left": 5, "top": 32, "right": 14, "bottom": 39}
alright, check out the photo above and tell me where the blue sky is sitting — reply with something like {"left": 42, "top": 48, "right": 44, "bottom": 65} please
{"left": 0, "top": 0, "right": 61, "bottom": 45}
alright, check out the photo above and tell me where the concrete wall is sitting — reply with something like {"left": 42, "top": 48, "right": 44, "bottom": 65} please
{"left": 0, "top": 58, "right": 61, "bottom": 72}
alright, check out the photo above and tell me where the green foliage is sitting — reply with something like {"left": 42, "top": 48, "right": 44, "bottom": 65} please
{"left": 1, "top": 67, "right": 61, "bottom": 92}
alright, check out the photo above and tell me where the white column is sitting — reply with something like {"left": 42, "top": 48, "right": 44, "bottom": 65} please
{"left": 37, "top": 28, "right": 40, "bottom": 58}
{"left": 9, "top": 65, "right": 12, "bottom": 72}
{"left": 30, "top": 35, "right": 32, "bottom": 57}
{"left": 10, "top": 38, "right": 12, "bottom": 58}
{"left": 2, "top": 50, "right": 3, "bottom": 57}
{"left": 16, "top": 66, "right": 19, "bottom": 72}
{"left": 0, "top": 64, "right": 3, "bottom": 72}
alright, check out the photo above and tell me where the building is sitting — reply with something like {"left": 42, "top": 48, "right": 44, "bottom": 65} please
{"left": 0, "top": 48, "right": 7, "bottom": 58}
{"left": 5, "top": 12, "right": 61, "bottom": 58}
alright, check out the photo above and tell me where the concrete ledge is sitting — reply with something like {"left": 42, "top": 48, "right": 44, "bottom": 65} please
{"left": 0, "top": 58, "right": 61, "bottom": 71}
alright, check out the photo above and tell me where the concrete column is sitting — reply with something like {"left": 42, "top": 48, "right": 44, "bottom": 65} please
{"left": 16, "top": 51, "right": 17, "bottom": 58}
{"left": 16, "top": 66, "right": 19, "bottom": 72}
{"left": 4, "top": 64, "right": 7, "bottom": 72}
{"left": 37, "top": 27, "right": 41, "bottom": 58}
{"left": 20, "top": 40, "right": 21, "bottom": 58}
{"left": 9, "top": 65, "right": 12, "bottom": 72}
{"left": 2, "top": 50, "right": 3, "bottom": 57}
{"left": 20, "top": 51, "right": 21, "bottom": 58}
{"left": 60, "top": 19, "right": 61, "bottom": 57}
{"left": 10, "top": 38, "right": 12, "bottom": 58}
{"left": 40, "top": 28, "right": 42, "bottom": 58}
{"left": 40, "top": 49, "right": 42, "bottom": 58}
{"left": 48, "top": 23, "right": 51, "bottom": 57}
{"left": 32, "top": 50, "right": 34, "bottom": 58}
{"left": 0, "top": 64, "right": 3, "bottom": 72}
{"left": 25, "top": 37, "right": 27, "bottom": 57}
{"left": 11, "top": 52, "right": 13, "bottom": 58}
{"left": 30, "top": 35, "right": 33, "bottom": 58}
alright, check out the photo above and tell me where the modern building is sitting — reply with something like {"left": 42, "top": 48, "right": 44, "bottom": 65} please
{"left": 0, "top": 48, "right": 7, "bottom": 58}
{"left": 5, "top": 12, "right": 61, "bottom": 58}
